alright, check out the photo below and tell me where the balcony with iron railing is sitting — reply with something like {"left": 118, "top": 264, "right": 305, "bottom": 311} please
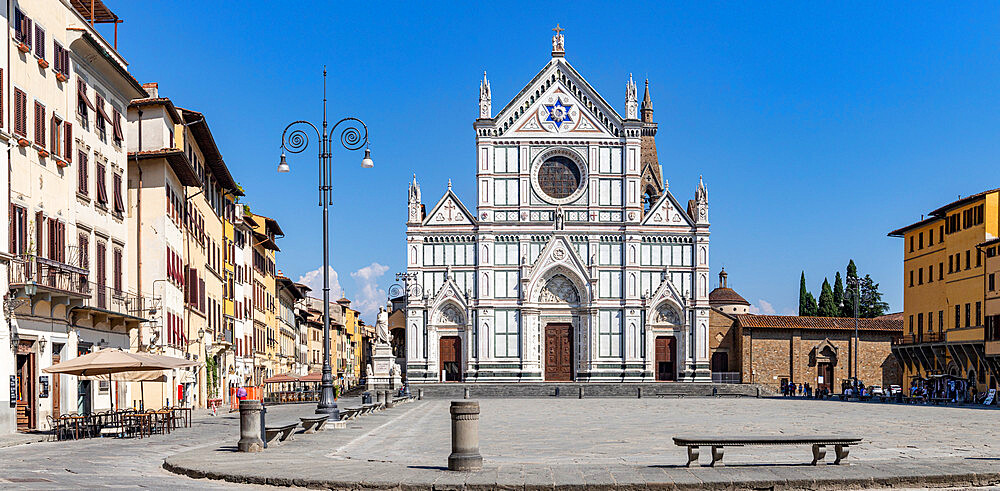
{"left": 892, "top": 331, "right": 947, "bottom": 346}
{"left": 77, "top": 281, "right": 152, "bottom": 322}
{"left": 9, "top": 253, "right": 90, "bottom": 298}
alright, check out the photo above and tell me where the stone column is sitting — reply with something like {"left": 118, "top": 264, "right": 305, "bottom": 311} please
{"left": 237, "top": 400, "right": 264, "bottom": 452}
{"left": 448, "top": 401, "right": 483, "bottom": 471}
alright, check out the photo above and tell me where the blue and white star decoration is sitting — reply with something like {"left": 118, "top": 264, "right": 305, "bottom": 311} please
{"left": 544, "top": 98, "right": 573, "bottom": 129}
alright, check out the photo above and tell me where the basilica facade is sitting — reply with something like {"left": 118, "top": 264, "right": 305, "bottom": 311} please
{"left": 404, "top": 30, "right": 712, "bottom": 383}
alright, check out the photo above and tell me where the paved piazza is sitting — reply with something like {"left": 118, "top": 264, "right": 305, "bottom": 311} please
{"left": 3, "top": 398, "right": 1000, "bottom": 489}
{"left": 160, "top": 396, "right": 1000, "bottom": 489}
{"left": 334, "top": 398, "right": 1000, "bottom": 466}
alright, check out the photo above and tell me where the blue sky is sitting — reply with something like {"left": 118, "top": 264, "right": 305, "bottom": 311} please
{"left": 105, "top": 1, "right": 1000, "bottom": 321}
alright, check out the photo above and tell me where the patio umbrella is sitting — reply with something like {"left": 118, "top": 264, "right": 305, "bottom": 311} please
{"left": 44, "top": 349, "right": 197, "bottom": 411}
{"left": 262, "top": 373, "right": 299, "bottom": 384}
{"left": 43, "top": 348, "right": 197, "bottom": 376}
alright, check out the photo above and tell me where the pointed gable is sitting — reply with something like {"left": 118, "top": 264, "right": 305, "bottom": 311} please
{"left": 523, "top": 234, "right": 593, "bottom": 304}
{"left": 493, "top": 58, "right": 624, "bottom": 138}
{"left": 423, "top": 187, "right": 477, "bottom": 226}
{"left": 641, "top": 190, "right": 694, "bottom": 227}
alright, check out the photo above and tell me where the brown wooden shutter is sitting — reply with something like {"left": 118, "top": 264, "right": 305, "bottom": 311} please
{"left": 57, "top": 222, "right": 65, "bottom": 263}
{"left": 34, "top": 211, "right": 43, "bottom": 258}
{"left": 64, "top": 122, "right": 72, "bottom": 162}
{"left": 50, "top": 115, "right": 57, "bottom": 157}
{"left": 0, "top": 69, "right": 4, "bottom": 129}
{"left": 112, "top": 109, "right": 124, "bottom": 142}
{"left": 35, "top": 102, "right": 45, "bottom": 147}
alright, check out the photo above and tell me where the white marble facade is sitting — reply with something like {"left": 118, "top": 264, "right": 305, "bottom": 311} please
{"left": 405, "top": 32, "right": 711, "bottom": 383}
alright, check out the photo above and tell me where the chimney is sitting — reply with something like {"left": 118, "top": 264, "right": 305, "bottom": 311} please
{"left": 142, "top": 82, "right": 158, "bottom": 98}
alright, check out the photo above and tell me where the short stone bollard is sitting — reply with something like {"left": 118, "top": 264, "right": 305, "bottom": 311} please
{"left": 579, "top": 386, "right": 584, "bottom": 399}
{"left": 418, "top": 388, "right": 424, "bottom": 400}
{"left": 237, "top": 399, "right": 264, "bottom": 453}
{"left": 384, "top": 390, "right": 393, "bottom": 407}
{"left": 376, "top": 391, "right": 385, "bottom": 404}
{"left": 464, "top": 387, "right": 470, "bottom": 399}
{"left": 448, "top": 401, "right": 483, "bottom": 471}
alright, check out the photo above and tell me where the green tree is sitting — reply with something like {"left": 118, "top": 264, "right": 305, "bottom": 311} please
{"left": 859, "top": 275, "right": 889, "bottom": 317}
{"left": 803, "top": 291, "right": 818, "bottom": 316}
{"left": 817, "top": 278, "right": 838, "bottom": 317}
{"left": 841, "top": 260, "right": 859, "bottom": 317}
{"left": 833, "top": 272, "right": 844, "bottom": 313}
{"left": 799, "top": 272, "right": 813, "bottom": 316}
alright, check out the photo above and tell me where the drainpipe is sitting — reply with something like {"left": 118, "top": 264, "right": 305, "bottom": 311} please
{"left": 135, "top": 109, "right": 143, "bottom": 351}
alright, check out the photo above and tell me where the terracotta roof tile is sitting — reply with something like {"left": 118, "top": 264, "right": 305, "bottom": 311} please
{"left": 734, "top": 314, "right": 902, "bottom": 332}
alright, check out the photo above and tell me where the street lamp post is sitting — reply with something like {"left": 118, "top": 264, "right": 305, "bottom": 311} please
{"left": 841, "top": 277, "right": 862, "bottom": 385}
{"left": 278, "top": 69, "right": 373, "bottom": 418}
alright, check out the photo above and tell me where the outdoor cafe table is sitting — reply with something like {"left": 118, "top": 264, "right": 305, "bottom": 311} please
{"left": 60, "top": 415, "right": 86, "bottom": 440}
{"left": 172, "top": 407, "right": 193, "bottom": 428}
{"left": 125, "top": 413, "right": 155, "bottom": 439}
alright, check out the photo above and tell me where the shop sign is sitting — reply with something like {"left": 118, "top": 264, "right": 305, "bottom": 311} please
{"left": 39, "top": 375, "right": 49, "bottom": 398}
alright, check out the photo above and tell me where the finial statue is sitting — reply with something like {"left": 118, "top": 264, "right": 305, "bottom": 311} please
{"left": 625, "top": 73, "right": 638, "bottom": 120}
{"left": 551, "top": 24, "right": 565, "bottom": 57}
{"left": 479, "top": 71, "right": 492, "bottom": 119}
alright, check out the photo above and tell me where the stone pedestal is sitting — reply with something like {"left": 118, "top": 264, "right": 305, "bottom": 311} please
{"left": 237, "top": 400, "right": 264, "bottom": 453}
{"left": 368, "top": 343, "right": 398, "bottom": 390}
{"left": 448, "top": 401, "right": 483, "bottom": 471}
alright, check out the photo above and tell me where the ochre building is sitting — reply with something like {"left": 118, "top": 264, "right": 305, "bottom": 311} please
{"left": 889, "top": 189, "right": 999, "bottom": 391}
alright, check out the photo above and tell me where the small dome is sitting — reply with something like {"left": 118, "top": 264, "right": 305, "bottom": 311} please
{"left": 709, "top": 287, "right": 750, "bottom": 306}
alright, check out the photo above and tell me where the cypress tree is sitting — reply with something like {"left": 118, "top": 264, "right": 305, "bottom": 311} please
{"left": 833, "top": 272, "right": 844, "bottom": 315}
{"left": 817, "top": 278, "right": 838, "bottom": 317}
{"left": 804, "top": 291, "right": 818, "bottom": 316}
{"left": 859, "top": 275, "right": 890, "bottom": 317}
{"left": 799, "top": 272, "right": 811, "bottom": 316}
{"left": 841, "top": 260, "right": 859, "bottom": 317}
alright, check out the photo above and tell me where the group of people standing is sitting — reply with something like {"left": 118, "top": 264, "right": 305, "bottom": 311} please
{"left": 780, "top": 380, "right": 832, "bottom": 399}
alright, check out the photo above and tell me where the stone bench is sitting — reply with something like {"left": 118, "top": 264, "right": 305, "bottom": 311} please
{"left": 673, "top": 435, "right": 862, "bottom": 467}
{"left": 340, "top": 408, "right": 361, "bottom": 420}
{"left": 299, "top": 416, "right": 328, "bottom": 434}
{"left": 656, "top": 393, "right": 687, "bottom": 398}
{"left": 264, "top": 423, "right": 298, "bottom": 445}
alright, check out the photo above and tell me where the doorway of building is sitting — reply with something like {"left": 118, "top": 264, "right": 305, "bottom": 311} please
{"left": 16, "top": 349, "right": 35, "bottom": 431}
{"left": 544, "top": 323, "right": 573, "bottom": 381}
{"left": 655, "top": 336, "right": 676, "bottom": 381}
{"left": 51, "top": 351, "right": 61, "bottom": 417}
{"left": 711, "top": 351, "right": 728, "bottom": 373}
{"left": 439, "top": 336, "right": 462, "bottom": 382}
{"left": 817, "top": 362, "right": 834, "bottom": 391}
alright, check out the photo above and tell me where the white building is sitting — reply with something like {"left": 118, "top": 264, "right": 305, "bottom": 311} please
{"left": 405, "top": 30, "right": 712, "bottom": 383}
{"left": 5, "top": 0, "right": 148, "bottom": 433}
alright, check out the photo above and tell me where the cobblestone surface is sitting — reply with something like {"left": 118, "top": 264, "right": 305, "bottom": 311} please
{"left": 0, "top": 405, "right": 307, "bottom": 489}
{"left": 162, "top": 397, "right": 1000, "bottom": 489}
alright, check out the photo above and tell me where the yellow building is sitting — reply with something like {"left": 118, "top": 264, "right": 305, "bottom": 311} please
{"left": 980, "top": 238, "right": 1000, "bottom": 379}
{"left": 889, "top": 188, "right": 999, "bottom": 391}
{"left": 244, "top": 212, "right": 281, "bottom": 383}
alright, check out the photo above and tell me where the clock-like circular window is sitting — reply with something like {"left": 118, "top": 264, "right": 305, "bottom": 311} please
{"left": 537, "top": 156, "right": 581, "bottom": 200}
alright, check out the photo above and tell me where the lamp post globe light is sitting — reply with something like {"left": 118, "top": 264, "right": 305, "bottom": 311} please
{"left": 278, "top": 69, "right": 373, "bottom": 418}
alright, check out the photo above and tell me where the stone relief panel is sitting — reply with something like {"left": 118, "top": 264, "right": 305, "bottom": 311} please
{"left": 539, "top": 274, "right": 580, "bottom": 304}
{"left": 655, "top": 303, "right": 681, "bottom": 325}
{"left": 435, "top": 304, "right": 465, "bottom": 325}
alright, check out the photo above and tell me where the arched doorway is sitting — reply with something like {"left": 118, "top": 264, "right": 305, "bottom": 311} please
{"left": 539, "top": 274, "right": 580, "bottom": 381}
{"left": 433, "top": 303, "right": 466, "bottom": 382}
{"left": 652, "top": 302, "right": 682, "bottom": 381}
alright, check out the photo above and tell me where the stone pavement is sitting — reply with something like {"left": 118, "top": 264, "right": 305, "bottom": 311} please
{"left": 164, "top": 397, "right": 1000, "bottom": 489}
{"left": 0, "top": 405, "right": 309, "bottom": 489}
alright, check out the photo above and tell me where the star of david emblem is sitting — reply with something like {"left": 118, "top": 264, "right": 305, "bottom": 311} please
{"left": 545, "top": 98, "right": 573, "bottom": 129}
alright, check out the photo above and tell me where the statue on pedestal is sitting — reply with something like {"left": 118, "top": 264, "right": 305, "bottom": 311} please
{"left": 376, "top": 306, "right": 390, "bottom": 346}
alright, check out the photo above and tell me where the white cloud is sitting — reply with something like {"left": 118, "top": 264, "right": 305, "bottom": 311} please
{"left": 296, "top": 266, "right": 344, "bottom": 300}
{"left": 749, "top": 299, "right": 777, "bottom": 315}
{"left": 350, "top": 262, "right": 390, "bottom": 323}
